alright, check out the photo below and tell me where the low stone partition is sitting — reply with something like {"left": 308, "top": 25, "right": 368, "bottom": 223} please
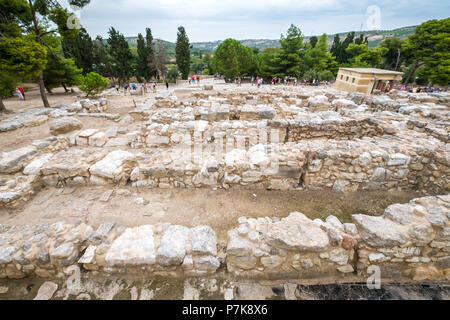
{"left": 226, "top": 194, "right": 450, "bottom": 281}
{"left": 0, "top": 195, "right": 448, "bottom": 281}
{"left": 1, "top": 128, "right": 449, "bottom": 208}
{"left": 269, "top": 117, "right": 387, "bottom": 141}
{"left": 0, "top": 98, "right": 113, "bottom": 134}
{"left": 0, "top": 222, "right": 220, "bottom": 279}
{"left": 226, "top": 212, "right": 358, "bottom": 279}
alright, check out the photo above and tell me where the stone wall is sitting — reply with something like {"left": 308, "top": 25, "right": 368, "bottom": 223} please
{"left": 1, "top": 195, "right": 448, "bottom": 281}
{"left": 0, "top": 222, "right": 220, "bottom": 279}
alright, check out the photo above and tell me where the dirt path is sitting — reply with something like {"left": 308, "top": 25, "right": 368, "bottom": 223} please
{"left": 0, "top": 187, "right": 423, "bottom": 243}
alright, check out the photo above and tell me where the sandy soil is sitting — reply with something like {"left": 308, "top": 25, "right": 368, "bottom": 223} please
{"left": 0, "top": 86, "right": 156, "bottom": 151}
{"left": 0, "top": 186, "right": 423, "bottom": 243}
{"left": 1, "top": 85, "right": 151, "bottom": 118}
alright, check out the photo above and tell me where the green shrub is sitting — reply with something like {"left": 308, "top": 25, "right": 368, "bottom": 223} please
{"left": 79, "top": 72, "right": 108, "bottom": 97}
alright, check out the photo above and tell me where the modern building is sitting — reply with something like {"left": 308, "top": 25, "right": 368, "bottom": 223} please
{"left": 334, "top": 68, "right": 404, "bottom": 94}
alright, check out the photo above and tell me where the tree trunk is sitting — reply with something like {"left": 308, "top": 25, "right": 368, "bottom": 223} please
{"left": 62, "top": 83, "right": 69, "bottom": 92}
{"left": 0, "top": 96, "right": 8, "bottom": 113}
{"left": 403, "top": 59, "right": 419, "bottom": 85}
{"left": 30, "top": 1, "right": 50, "bottom": 108}
{"left": 394, "top": 48, "right": 401, "bottom": 71}
{"left": 38, "top": 72, "right": 51, "bottom": 107}
{"left": 45, "top": 84, "right": 53, "bottom": 95}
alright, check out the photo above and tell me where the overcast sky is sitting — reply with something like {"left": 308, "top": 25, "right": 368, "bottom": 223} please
{"left": 65, "top": 0, "right": 449, "bottom": 42}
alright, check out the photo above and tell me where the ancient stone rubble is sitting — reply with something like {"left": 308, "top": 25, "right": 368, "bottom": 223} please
{"left": 0, "top": 85, "right": 448, "bottom": 282}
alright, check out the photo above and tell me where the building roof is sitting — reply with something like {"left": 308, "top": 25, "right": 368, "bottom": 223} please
{"left": 339, "top": 68, "right": 403, "bottom": 75}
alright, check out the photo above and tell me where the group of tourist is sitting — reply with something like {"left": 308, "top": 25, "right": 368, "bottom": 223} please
{"left": 232, "top": 76, "right": 332, "bottom": 87}
{"left": 400, "top": 86, "right": 446, "bottom": 93}
{"left": 120, "top": 81, "right": 170, "bottom": 95}
{"left": 188, "top": 75, "right": 201, "bottom": 85}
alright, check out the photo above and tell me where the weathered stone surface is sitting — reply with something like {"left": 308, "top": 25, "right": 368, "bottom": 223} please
{"left": 157, "top": 225, "right": 190, "bottom": 266}
{"left": 408, "top": 221, "right": 435, "bottom": 245}
{"left": 89, "top": 131, "right": 107, "bottom": 147}
{"left": 226, "top": 230, "right": 252, "bottom": 256}
{"left": 387, "top": 153, "right": 410, "bottom": 167}
{"left": 105, "top": 225, "right": 156, "bottom": 266}
{"left": 352, "top": 214, "right": 407, "bottom": 247}
{"left": 89, "top": 222, "right": 116, "bottom": 244}
{"left": 332, "top": 180, "right": 350, "bottom": 194}
{"left": 23, "top": 154, "right": 53, "bottom": 175}
{"left": 0, "top": 146, "right": 37, "bottom": 174}
{"left": 0, "top": 247, "right": 16, "bottom": 264}
{"left": 33, "top": 282, "right": 58, "bottom": 300}
{"left": 256, "top": 105, "right": 276, "bottom": 119}
{"left": 194, "top": 256, "right": 220, "bottom": 272}
{"left": 383, "top": 203, "right": 413, "bottom": 225}
{"left": 326, "top": 215, "right": 345, "bottom": 231}
{"left": 266, "top": 212, "right": 329, "bottom": 252}
{"left": 190, "top": 225, "right": 217, "bottom": 256}
{"left": 0, "top": 192, "right": 20, "bottom": 204}
{"left": 337, "top": 264, "right": 354, "bottom": 273}
{"left": 329, "top": 248, "right": 349, "bottom": 265}
{"left": 78, "top": 245, "right": 96, "bottom": 264}
{"left": 50, "top": 243, "right": 75, "bottom": 259}
{"left": 49, "top": 117, "right": 83, "bottom": 135}
{"left": 89, "top": 150, "right": 137, "bottom": 179}
{"left": 227, "top": 255, "right": 257, "bottom": 270}
{"left": 261, "top": 255, "right": 284, "bottom": 269}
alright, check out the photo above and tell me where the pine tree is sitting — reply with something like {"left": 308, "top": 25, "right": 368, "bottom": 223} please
{"left": 330, "top": 34, "right": 342, "bottom": 63}
{"left": 273, "top": 24, "right": 305, "bottom": 78}
{"left": 155, "top": 41, "right": 168, "bottom": 79}
{"left": 340, "top": 32, "right": 356, "bottom": 64}
{"left": 309, "top": 36, "right": 318, "bottom": 48}
{"left": 176, "top": 26, "right": 191, "bottom": 80}
{"left": 136, "top": 33, "right": 149, "bottom": 81}
{"left": 0, "top": 0, "right": 47, "bottom": 112}
{"left": 61, "top": 27, "right": 94, "bottom": 75}
{"left": 9, "top": 1, "right": 91, "bottom": 108}
{"left": 92, "top": 36, "right": 113, "bottom": 78}
{"left": 145, "top": 28, "right": 158, "bottom": 80}
{"left": 107, "top": 27, "right": 133, "bottom": 85}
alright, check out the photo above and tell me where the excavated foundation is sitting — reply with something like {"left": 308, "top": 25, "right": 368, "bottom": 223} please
{"left": 0, "top": 84, "right": 449, "bottom": 299}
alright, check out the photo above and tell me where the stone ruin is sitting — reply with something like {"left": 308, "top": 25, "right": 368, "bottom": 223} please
{"left": 0, "top": 84, "right": 449, "bottom": 285}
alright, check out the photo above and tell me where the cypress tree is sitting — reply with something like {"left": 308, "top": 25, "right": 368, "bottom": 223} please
{"left": 176, "top": 26, "right": 191, "bottom": 80}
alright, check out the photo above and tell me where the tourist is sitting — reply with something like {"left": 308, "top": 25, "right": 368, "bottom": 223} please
{"left": 16, "top": 87, "right": 24, "bottom": 100}
{"left": 153, "top": 82, "right": 157, "bottom": 93}
{"left": 18, "top": 87, "right": 25, "bottom": 100}
{"left": 115, "top": 84, "right": 119, "bottom": 93}
{"left": 166, "top": 81, "right": 169, "bottom": 90}
{"left": 197, "top": 75, "right": 200, "bottom": 83}
{"left": 251, "top": 76, "right": 254, "bottom": 86}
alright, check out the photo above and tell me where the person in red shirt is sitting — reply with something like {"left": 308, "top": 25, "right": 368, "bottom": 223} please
{"left": 19, "top": 87, "right": 25, "bottom": 100}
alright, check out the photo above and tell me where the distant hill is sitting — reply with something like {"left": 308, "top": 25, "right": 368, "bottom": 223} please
{"left": 190, "top": 26, "right": 416, "bottom": 50}
{"left": 124, "top": 25, "right": 416, "bottom": 54}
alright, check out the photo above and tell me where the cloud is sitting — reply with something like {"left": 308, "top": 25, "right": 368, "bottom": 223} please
{"left": 65, "top": 0, "right": 448, "bottom": 42}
